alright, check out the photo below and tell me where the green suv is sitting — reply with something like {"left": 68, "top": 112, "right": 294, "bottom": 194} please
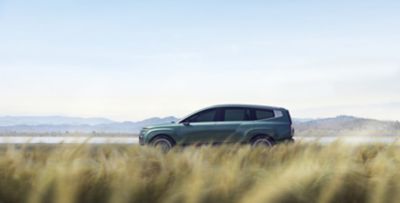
{"left": 139, "top": 104, "right": 294, "bottom": 150}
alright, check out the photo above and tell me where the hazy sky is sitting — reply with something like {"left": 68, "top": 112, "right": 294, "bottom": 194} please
{"left": 1, "top": 0, "right": 399, "bottom": 121}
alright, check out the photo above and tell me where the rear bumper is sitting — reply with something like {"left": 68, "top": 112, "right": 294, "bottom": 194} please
{"left": 286, "top": 137, "right": 295, "bottom": 143}
{"left": 275, "top": 137, "right": 294, "bottom": 144}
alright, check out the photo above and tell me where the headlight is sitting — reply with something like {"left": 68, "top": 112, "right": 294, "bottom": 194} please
{"left": 140, "top": 128, "right": 149, "bottom": 135}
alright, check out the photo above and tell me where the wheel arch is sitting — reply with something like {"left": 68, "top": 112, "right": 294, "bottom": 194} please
{"left": 145, "top": 128, "right": 176, "bottom": 144}
{"left": 245, "top": 128, "right": 276, "bottom": 143}
{"left": 149, "top": 134, "right": 176, "bottom": 145}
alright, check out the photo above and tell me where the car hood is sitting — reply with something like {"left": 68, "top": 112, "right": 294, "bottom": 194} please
{"left": 142, "top": 122, "right": 181, "bottom": 130}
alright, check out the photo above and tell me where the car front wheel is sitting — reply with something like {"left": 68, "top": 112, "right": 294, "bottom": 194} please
{"left": 150, "top": 136, "right": 174, "bottom": 152}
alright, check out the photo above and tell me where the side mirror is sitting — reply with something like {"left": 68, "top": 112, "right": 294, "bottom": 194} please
{"left": 171, "top": 121, "right": 176, "bottom": 124}
{"left": 182, "top": 121, "right": 190, "bottom": 126}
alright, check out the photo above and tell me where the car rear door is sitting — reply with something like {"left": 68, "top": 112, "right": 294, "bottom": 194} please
{"left": 213, "top": 107, "right": 253, "bottom": 143}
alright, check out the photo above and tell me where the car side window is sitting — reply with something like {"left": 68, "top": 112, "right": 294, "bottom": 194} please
{"left": 255, "top": 109, "right": 275, "bottom": 120}
{"left": 223, "top": 108, "right": 251, "bottom": 121}
{"left": 187, "top": 109, "right": 217, "bottom": 123}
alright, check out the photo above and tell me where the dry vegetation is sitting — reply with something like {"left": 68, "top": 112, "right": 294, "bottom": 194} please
{"left": 1, "top": 142, "right": 400, "bottom": 203}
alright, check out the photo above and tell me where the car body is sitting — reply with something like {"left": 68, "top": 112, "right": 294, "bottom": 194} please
{"left": 139, "top": 104, "right": 294, "bottom": 149}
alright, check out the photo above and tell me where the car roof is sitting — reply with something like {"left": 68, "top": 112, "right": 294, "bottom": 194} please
{"left": 205, "top": 104, "right": 285, "bottom": 110}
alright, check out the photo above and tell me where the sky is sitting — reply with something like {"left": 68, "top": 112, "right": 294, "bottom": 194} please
{"left": 0, "top": 0, "right": 399, "bottom": 121}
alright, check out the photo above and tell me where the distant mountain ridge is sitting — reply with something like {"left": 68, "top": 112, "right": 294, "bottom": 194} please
{"left": 294, "top": 115, "right": 400, "bottom": 137}
{"left": 0, "top": 116, "right": 179, "bottom": 134}
{"left": 0, "top": 116, "right": 114, "bottom": 126}
{"left": 0, "top": 115, "right": 399, "bottom": 136}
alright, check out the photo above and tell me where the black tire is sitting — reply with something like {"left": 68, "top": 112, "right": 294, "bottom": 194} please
{"left": 150, "top": 135, "right": 175, "bottom": 152}
{"left": 251, "top": 135, "right": 275, "bottom": 147}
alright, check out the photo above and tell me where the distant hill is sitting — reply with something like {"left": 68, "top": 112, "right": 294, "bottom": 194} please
{"left": 0, "top": 115, "right": 399, "bottom": 136}
{"left": 0, "top": 116, "right": 179, "bottom": 134}
{"left": 0, "top": 116, "right": 114, "bottom": 126}
{"left": 294, "top": 115, "right": 400, "bottom": 137}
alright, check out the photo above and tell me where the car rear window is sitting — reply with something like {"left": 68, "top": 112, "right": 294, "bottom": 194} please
{"left": 223, "top": 108, "right": 251, "bottom": 121}
{"left": 255, "top": 109, "right": 275, "bottom": 120}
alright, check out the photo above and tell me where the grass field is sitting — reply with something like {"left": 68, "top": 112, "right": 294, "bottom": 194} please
{"left": 1, "top": 142, "right": 400, "bottom": 203}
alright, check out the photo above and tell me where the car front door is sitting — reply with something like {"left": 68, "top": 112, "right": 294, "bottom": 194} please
{"left": 178, "top": 108, "right": 220, "bottom": 144}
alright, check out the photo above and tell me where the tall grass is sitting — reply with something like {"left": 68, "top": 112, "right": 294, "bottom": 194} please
{"left": 0, "top": 142, "right": 400, "bottom": 203}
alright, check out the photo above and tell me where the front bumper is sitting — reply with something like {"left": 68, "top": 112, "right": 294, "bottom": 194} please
{"left": 138, "top": 128, "right": 149, "bottom": 145}
{"left": 139, "top": 135, "right": 145, "bottom": 145}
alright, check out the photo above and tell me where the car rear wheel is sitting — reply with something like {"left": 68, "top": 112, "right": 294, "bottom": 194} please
{"left": 251, "top": 136, "right": 274, "bottom": 147}
{"left": 150, "top": 136, "right": 174, "bottom": 152}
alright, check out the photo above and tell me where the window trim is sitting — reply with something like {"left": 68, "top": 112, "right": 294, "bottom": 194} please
{"left": 180, "top": 107, "right": 279, "bottom": 123}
